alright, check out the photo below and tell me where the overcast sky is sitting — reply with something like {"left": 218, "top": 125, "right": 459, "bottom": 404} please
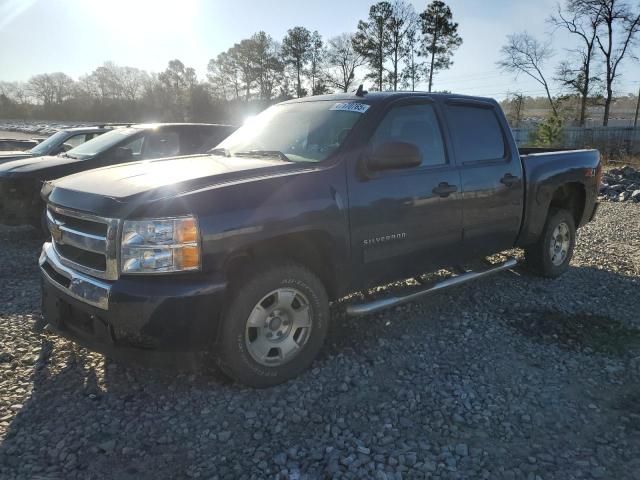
{"left": 1, "top": 0, "right": 639, "bottom": 99}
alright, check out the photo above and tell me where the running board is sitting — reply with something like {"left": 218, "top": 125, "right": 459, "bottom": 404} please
{"left": 345, "top": 258, "right": 518, "bottom": 317}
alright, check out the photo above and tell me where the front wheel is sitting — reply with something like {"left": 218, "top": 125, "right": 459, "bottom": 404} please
{"left": 524, "top": 207, "right": 576, "bottom": 278}
{"left": 216, "top": 262, "right": 329, "bottom": 388}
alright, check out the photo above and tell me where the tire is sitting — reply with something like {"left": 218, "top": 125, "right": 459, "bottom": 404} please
{"left": 524, "top": 207, "right": 576, "bottom": 278}
{"left": 216, "top": 262, "right": 329, "bottom": 388}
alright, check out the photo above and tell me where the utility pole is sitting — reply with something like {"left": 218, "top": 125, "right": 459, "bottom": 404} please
{"left": 634, "top": 85, "right": 640, "bottom": 128}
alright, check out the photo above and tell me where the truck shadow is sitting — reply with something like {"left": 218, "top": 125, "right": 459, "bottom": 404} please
{"left": 0, "top": 264, "right": 639, "bottom": 478}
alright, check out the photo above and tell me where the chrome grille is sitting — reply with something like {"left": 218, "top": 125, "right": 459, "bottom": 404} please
{"left": 46, "top": 205, "right": 120, "bottom": 280}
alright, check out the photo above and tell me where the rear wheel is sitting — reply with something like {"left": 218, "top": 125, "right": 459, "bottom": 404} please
{"left": 524, "top": 207, "right": 575, "bottom": 278}
{"left": 217, "top": 262, "right": 329, "bottom": 388}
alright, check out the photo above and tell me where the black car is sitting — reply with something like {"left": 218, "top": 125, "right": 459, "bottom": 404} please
{"left": 39, "top": 92, "right": 600, "bottom": 387}
{"left": 0, "top": 123, "right": 236, "bottom": 230}
{"left": 0, "top": 125, "right": 116, "bottom": 164}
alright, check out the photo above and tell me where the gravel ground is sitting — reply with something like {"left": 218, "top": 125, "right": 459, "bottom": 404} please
{"left": 1, "top": 202, "right": 639, "bottom": 480}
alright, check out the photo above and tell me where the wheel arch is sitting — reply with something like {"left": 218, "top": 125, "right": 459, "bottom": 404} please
{"left": 222, "top": 230, "right": 346, "bottom": 300}
{"left": 548, "top": 182, "right": 586, "bottom": 227}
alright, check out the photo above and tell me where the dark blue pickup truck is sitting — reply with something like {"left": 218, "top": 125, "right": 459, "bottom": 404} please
{"left": 39, "top": 92, "right": 600, "bottom": 387}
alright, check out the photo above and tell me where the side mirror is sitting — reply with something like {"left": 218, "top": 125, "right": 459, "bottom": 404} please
{"left": 366, "top": 142, "right": 422, "bottom": 171}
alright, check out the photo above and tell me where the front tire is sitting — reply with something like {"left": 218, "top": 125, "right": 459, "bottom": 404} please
{"left": 524, "top": 207, "right": 576, "bottom": 278}
{"left": 217, "top": 262, "right": 329, "bottom": 388}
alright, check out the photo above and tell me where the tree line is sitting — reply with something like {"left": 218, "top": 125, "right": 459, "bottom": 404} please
{"left": 0, "top": 0, "right": 637, "bottom": 127}
{"left": 499, "top": 0, "right": 640, "bottom": 126}
{"left": 0, "top": 0, "right": 462, "bottom": 124}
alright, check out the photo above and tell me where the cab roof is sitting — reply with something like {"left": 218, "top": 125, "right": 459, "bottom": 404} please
{"left": 280, "top": 90, "right": 496, "bottom": 105}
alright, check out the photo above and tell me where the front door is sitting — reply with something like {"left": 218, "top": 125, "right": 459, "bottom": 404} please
{"left": 348, "top": 99, "right": 463, "bottom": 289}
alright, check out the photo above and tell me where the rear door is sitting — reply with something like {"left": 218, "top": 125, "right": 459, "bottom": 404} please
{"left": 348, "top": 98, "right": 463, "bottom": 288}
{"left": 443, "top": 100, "right": 524, "bottom": 259}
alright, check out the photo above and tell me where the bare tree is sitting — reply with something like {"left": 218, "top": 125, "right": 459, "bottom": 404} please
{"left": 587, "top": 0, "right": 640, "bottom": 125}
{"left": 117, "top": 66, "right": 149, "bottom": 103}
{"left": 549, "top": 0, "right": 604, "bottom": 125}
{"left": 505, "top": 92, "right": 525, "bottom": 127}
{"left": 498, "top": 32, "right": 558, "bottom": 116}
{"left": 28, "top": 74, "right": 57, "bottom": 106}
{"left": 324, "top": 33, "right": 366, "bottom": 92}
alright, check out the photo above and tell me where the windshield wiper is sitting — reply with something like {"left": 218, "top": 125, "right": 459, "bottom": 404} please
{"left": 209, "top": 147, "right": 230, "bottom": 157}
{"left": 235, "top": 150, "right": 292, "bottom": 162}
{"left": 60, "top": 153, "right": 78, "bottom": 159}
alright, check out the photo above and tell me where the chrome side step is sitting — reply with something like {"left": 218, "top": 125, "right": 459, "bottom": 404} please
{"left": 345, "top": 258, "right": 518, "bottom": 317}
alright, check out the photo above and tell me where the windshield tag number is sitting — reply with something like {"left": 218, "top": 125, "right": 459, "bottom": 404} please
{"left": 330, "top": 102, "right": 370, "bottom": 113}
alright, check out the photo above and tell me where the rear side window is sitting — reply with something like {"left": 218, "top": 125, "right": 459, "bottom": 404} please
{"left": 372, "top": 104, "right": 446, "bottom": 167}
{"left": 144, "top": 131, "right": 180, "bottom": 158}
{"left": 446, "top": 105, "right": 506, "bottom": 162}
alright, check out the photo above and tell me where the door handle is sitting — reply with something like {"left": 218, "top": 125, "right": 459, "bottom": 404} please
{"left": 500, "top": 173, "right": 519, "bottom": 187}
{"left": 432, "top": 182, "right": 458, "bottom": 197}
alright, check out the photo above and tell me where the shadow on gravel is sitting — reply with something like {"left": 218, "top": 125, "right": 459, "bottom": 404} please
{"left": 508, "top": 311, "right": 640, "bottom": 357}
{"left": 1, "top": 262, "right": 640, "bottom": 478}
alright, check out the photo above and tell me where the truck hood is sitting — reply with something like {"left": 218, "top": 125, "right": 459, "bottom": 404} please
{"left": 0, "top": 151, "right": 33, "bottom": 164}
{"left": 47, "top": 154, "right": 306, "bottom": 207}
{"left": 0, "top": 155, "right": 80, "bottom": 177}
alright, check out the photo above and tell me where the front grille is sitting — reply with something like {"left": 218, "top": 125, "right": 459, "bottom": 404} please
{"left": 47, "top": 205, "right": 119, "bottom": 280}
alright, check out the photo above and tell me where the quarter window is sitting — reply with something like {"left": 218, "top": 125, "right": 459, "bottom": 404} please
{"left": 372, "top": 104, "right": 446, "bottom": 167}
{"left": 446, "top": 105, "right": 506, "bottom": 162}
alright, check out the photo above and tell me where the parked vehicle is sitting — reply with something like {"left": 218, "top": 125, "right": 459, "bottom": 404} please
{"left": 0, "top": 138, "right": 42, "bottom": 152}
{"left": 39, "top": 92, "right": 600, "bottom": 387}
{"left": 0, "top": 123, "right": 236, "bottom": 230}
{"left": 0, "top": 125, "right": 118, "bottom": 164}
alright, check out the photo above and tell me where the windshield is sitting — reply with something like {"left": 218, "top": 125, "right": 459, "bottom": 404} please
{"left": 30, "top": 131, "right": 67, "bottom": 155}
{"left": 66, "top": 127, "right": 139, "bottom": 159}
{"left": 215, "top": 100, "right": 367, "bottom": 163}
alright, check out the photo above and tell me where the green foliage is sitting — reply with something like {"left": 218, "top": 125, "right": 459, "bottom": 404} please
{"left": 353, "top": 2, "right": 394, "bottom": 91}
{"left": 419, "top": 0, "right": 462, "bottom": 92}
{"left": 530, "top": 114, "right": 565, "bottom": 147}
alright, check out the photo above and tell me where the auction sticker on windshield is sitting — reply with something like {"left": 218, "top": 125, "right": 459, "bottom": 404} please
{"left": 330, "top": 102, "right": 370, "bottom": 113}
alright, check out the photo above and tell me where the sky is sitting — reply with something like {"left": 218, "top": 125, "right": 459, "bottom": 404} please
{"left": 0, "top": 0, "right": 639, "bottom": 100}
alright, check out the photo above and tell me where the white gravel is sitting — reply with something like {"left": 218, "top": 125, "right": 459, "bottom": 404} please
{"left": 1, "top": 202, "right": 639, "bottom": 480}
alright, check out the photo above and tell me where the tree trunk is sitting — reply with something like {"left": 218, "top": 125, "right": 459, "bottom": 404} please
{"left": 603, "top": 86, "right": 612, "bottom": 126}
{"left": 634, "top": 86, "right": 640, "bottom": 127}
{"left": 428, "top": 34, "right": 437, "bottom": 92}
{"left": 296, "top": 60, "right": 302, "bottom": 98}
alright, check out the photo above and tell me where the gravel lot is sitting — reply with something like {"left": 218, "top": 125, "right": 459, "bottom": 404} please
{"left": 1, "top": 202, "right": 639, "bottom": 480}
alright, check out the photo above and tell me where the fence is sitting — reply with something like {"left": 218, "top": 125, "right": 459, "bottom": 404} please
{"left": 511, "top": 126, "right": 640, "bottom": 156}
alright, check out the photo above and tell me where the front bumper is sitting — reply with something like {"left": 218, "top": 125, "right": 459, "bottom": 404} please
{"left": 39, "top": 242, "right": 227, "bottom": 357}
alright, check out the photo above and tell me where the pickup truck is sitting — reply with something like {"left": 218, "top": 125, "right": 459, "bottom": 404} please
{"left": 0, "top": 123, "right": 235, "bottom": 231}
{"left": 39, "top": 92, "right": 600, "bottom": 387}
{"left": 0, "top": 124, "right": 116, "bottom": 164}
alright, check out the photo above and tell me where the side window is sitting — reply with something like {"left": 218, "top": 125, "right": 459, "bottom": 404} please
{"left": 122, "top": 135, "right": 145, "bottom": 155}
{"left": 144, "top": 130, "right": 180, "bottom": 158}
{"left": 62, "top": 134, "right": 87, "bottom": 150}
{"left": 372, "top": 104, "right": 446, "bottom": 167}
{"left": 446, "top": 105, "right": 506, "bottom": 162}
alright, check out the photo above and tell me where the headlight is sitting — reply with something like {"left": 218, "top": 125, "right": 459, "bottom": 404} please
{"left": 120, "top": 216, "right": 200, "bottom": 274}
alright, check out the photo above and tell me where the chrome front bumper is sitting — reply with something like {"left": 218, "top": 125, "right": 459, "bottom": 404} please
{"left": 39, "top": 242, "right": 111, "bottom": 310}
